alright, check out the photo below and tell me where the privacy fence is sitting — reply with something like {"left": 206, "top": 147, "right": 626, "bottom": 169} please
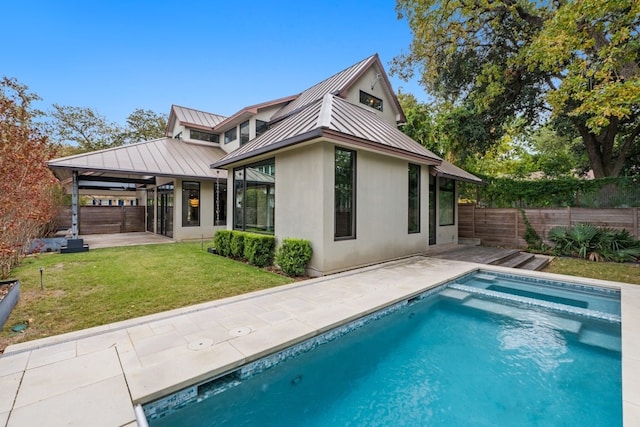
{"left": 57, "top": 206, "right": 145, "bottom": 234}
{"left": 458, "top": 204, "right": 640, "bottom": 248}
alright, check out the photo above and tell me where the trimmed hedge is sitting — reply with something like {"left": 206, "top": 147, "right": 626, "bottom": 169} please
{"left": 243, "top": 233, "right": 276, "bottom": 267}
{"left": 213, "top": 230, "right": 232, "bottom": 257}
{"left": 213, "top": 230, "right": 275, "bottom": 267}
{"left": 275, "top": 238, "right": 312, "bottom": 277}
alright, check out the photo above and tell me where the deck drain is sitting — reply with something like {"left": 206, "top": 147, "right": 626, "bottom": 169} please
{"left": 187, "top": 338, "right": 214, "bottom": 351}
{"left": 229, "top": 326, "right": 252, "bottom": 337}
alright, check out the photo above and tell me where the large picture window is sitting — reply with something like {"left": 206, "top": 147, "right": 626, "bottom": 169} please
{"left": 439, "top": 178, "right": 455, "bottom": 226}
{"left": 233, "top": 159, "right": 275, "bottom": 234}
{"left": 408, "top": 164, "right": 420, "bottom": 233}
{"left": 182, "top": 181, "right": 200, "bottom": 227}
{"left": 335, "top": 147, "right": 356, "bottom": 239}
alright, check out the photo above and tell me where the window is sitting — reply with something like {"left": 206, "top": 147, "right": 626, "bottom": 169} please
{"left": 439, "top": 178, "right": 455, "bottom": 226}
{"left": 233, "top": 159, "right": 275, "bottom": 233}
{"left": 335, "top": 147, "right": 356, "bottom": 239}
{"left": 256, "top": 120, "right": 268, "bottom": 137}
{"left": 224, "top": 127, "right": 237, "bottom": 144}
{"left": 240, "top": 120, "right": 250, "bottom": 145}
{"left": 182, "top": 181, "right": 200, "bottom": 227}
{"left": 190, "top": 129, "right": 219, "bottom": 143}
{"left": 408, "top": 164, "right": 420, "bottom": 233}
{"left": 359, "top": 90, "right": 383, "bottom": 111}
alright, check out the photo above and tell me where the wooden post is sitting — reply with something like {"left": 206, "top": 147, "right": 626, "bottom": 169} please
{"left": 472, "top": 205, "right": 476, "bottom": 238}
{"left": 515, "top": 209, "right": 519, "bottom": 247}
{"left": 568, "top": 206, "right": 572, "bottom": 228}
{"left": 634, "top": 207, "right": 639, "bottom": 239}
{"left": 71, "top": 171, "right": 79, "bottom": 239}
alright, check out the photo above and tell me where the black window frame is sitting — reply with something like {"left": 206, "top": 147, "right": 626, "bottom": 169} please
{"left": 408, "top": 163, "right": 421, "bottom": 233}
{"left": 334, "top": 147, "right": 356, "bottom": 240}
{"left": 359, "top": 90, "right": 383, "bottom": 111}
{"left": 182, "top": 181, "right": 200, "bottom": 227}
{"left": 256, "top": 119, "right": 268, "bottom": 137}
{"left": 233, "top": 158, "right": 275, "bottom": 234}
{"left": 438, "top": 177, "right": 455, "bottom": 226}
{"left": 190, "top": 129, "right": 219, "bottom": 143}
{"left": 224, "top": 127, "right": 237, "bottom": 144}
{"left": 239, "top": 120, "right": 250, "bottom": 145}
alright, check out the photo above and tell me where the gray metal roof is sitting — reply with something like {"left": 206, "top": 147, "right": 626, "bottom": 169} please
{"left": 270, "top": 55, "right": 378, "bottom": 122}
{"left": 172, "top": 105, "right": 227, "bottom": 129}
{"left": 49, "top": 138, "right": 228, "bottom": 181}
{"left": 213, "top": 94, "right": 443, "bottom": 168}
{"left": 434, "top": 161, "right": 485, "bottom": 184}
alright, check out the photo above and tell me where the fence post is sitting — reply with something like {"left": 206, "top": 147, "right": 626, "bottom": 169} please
{"left": 634, "top": 207, "right": 639, "bottom": 239}
{"left": 472, "top": 205, "right": 476, "bottom": 238}
{"left": 567, "top": 206, "right": 572, "bottom": 227}
{"left": 514, "top": 209, "right": 519, "bottom": 247}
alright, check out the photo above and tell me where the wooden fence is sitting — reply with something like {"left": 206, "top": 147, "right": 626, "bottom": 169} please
{"left": 57, "top": 206, "right": 145, "bottom": 234}
{"left": 459, "top": 204, "right": 640, "bottom": 248}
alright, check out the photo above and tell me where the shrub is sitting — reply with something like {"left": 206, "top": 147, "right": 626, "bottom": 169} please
{"left": 213, "top": 230, "right": 232, "bottom": 257}
{"left": 230, "top": 232, "right": 245, "bottom": 259}
{"left": 275, "top": 238, "right": 313, "bottom": 277}
{"left": 243, "top": 233, "right": 275, "bottom": 267}
{"left": 548, "top": 224, "right": 640, "bottom": 262}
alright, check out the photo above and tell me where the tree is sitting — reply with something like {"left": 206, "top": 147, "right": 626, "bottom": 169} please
{"left": 393, "top": 0, "right": 640, "bottom": 177}
{"left": 123, "top": 108, "right": 167, "bottom": 143}
{"left": 49, "top": 104, "right": 124, "bottom": 152}
{"left": 0, "top": 77, "right": 61, "bottom": 278}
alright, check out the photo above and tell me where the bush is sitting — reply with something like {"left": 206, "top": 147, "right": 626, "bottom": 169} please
{"left": 548, "top": 224, "right": 640, "bottom": 262}
{"left": 243, "top": 233, "right": 275, "bottom": 267}
{"left": 230, "top": 232, "right": 245, "bottom": 259}
{"left": 213, "top": 230, "right": 232, "bottom": 257}
{"left": 275, "top": 238, "right": 313, "bottom": 276}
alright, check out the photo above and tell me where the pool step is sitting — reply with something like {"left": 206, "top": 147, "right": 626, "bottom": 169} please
{"left": 439, "top": 288, "right": 472, "bottom": 302}
{"left": 474, "top": 273, "right": 497, "bottom": 282}
{"left": 461, "top": 298, "right": 583, "bottom": 334}
{"left": 579, "top": 329, "right": 621, "bottom": 352}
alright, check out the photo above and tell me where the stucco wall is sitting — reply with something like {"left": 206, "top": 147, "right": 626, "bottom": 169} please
{"left": 274, "top": 141, "right": 430, "bottom": 275}
{"left": 344, "top": 66, "right": 400, "bottom": 125}
{"left": 172, "top": 179, "right": 220, "bottom": 241}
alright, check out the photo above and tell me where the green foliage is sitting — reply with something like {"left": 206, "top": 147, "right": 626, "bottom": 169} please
{"left": 393, "top": 0, "right": 640, "bottom": 177}
{"left": 243, "top": 233, "right": 275, "bottom": 267}
{"left": 229, "top": 232, "right": 245, "bottom": 258}
{"left": 548, "top": 224, "right": 640, "bottom": 262}
{"left": 520, "top": 210, "right": 546, "bottom": 252}
{"left": 275, "top": 238, "right": 313, "bottom": 277}
{"left": 213, "top": 230, "right": 232, "bottom": 257}
{"left": 462, "top": 176, "right": 640, "bottom": 208}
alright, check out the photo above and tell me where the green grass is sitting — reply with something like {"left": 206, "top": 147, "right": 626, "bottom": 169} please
{"left": 1, "top": 242, "right": 292, "bottom": 351}
{"left": 544, "top": 257, "right": 640, "bottom": 285}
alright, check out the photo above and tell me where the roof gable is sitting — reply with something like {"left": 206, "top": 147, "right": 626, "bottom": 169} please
{"left": 269, "top": 54, "right": 405, "bottom": 124}
{"left": 212, "top": 94, "right": 440, "bottom": 168}
{"left": 166, "top": 105, "right": 227, "bottom": 134}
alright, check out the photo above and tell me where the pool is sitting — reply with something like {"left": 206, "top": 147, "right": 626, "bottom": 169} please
{"left": 143, "top": 270, "right": 622, "bottom": 426}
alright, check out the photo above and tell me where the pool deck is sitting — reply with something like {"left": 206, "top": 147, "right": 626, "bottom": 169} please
{"left": 0, "top": 256, "right": 638, "bottom": 426}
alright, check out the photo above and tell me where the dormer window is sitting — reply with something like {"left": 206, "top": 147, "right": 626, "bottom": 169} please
{"left": 359, "top": 90, "right": 383, "bottom": 111}
{"left": 190, "top": 129, "right": 219, "bottom": 143}
{"left": 224, "top": 127, "right": 237, "bottom": 144}
{"left": 256, "top": 120, "right": 268, "bottom": 137}
{"left": 240, "top": 121, "right": 250, "bottom": 145}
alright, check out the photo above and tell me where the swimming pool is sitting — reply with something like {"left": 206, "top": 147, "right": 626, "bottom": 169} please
{"left": 143, "top": 270, "right": 622, "bottom": 426}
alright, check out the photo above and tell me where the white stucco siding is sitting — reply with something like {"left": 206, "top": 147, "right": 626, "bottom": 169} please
{"left": 274, "top": 144, "right": 327, "bottom": 274}
{"left": 344, "top": 67, "right": 399, "bottom": 125}
{"left": 172, "top": 179, "right": 219, "bottom": 241}
{"left": 319, "top": 146, "right": 429, "bottom": 274}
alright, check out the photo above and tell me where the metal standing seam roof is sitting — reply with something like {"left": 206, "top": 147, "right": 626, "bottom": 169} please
{"left": 171, "top": 105, "right": 228, "bottom": 129}
{"left": 212, "top": 94, "right": 443, "bottom": 168}
{"left": 269, "top": 54, "right": 379, "bottom": 122}
{"left": 48, "top": 138, "right": 228, "bottom": 180}
{"left": 434, "top": 161, "right": 485, "bottom": 184}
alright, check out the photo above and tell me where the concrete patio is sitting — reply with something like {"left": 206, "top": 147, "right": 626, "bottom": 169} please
{"left": 0, "top": 256, "right": 638, "bottom": 426}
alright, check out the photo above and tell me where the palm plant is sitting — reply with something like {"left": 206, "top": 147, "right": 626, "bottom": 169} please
{"left": 548, "top": 224, "right": 640, "bottom": 262}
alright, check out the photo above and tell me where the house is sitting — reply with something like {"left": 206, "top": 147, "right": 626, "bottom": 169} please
{"left": 48, "top": 54, "right": 482, "bottom": 274}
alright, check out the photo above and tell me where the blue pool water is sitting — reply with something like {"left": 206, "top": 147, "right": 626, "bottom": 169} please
{"left": 145, "top": 273, "right": 622, "bottom": 427}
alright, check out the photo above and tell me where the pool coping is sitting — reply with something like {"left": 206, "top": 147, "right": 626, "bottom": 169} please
{"left": 0, "top": 257, "right": 637, "bottom": 426}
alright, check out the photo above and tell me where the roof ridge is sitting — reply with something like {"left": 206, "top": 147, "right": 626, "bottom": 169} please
{"left": 316, "top": 94, "right": 334, "bottom": 128}
{"left": 171, "top": 104, "right": 227, "bottom": 119}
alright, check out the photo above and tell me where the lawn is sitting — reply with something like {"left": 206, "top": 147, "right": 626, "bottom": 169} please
{"left": 0, "top": 242, "right": 293, "bottom": 352}
{"left": 543, "top": 256, "right": 640, "bottom": 285}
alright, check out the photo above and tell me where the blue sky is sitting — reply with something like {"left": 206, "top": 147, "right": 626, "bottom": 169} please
{"left": 3, "top": 0, "right": 427, "bottom": 124}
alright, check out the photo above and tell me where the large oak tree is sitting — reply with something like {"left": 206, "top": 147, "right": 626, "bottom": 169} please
{"left": 393, "top": 0, "right": 640, "bottom": 177}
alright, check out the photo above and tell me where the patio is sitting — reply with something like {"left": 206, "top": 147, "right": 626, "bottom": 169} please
{"left": 0, "top": 256, "right": 637, "bottom": 426}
